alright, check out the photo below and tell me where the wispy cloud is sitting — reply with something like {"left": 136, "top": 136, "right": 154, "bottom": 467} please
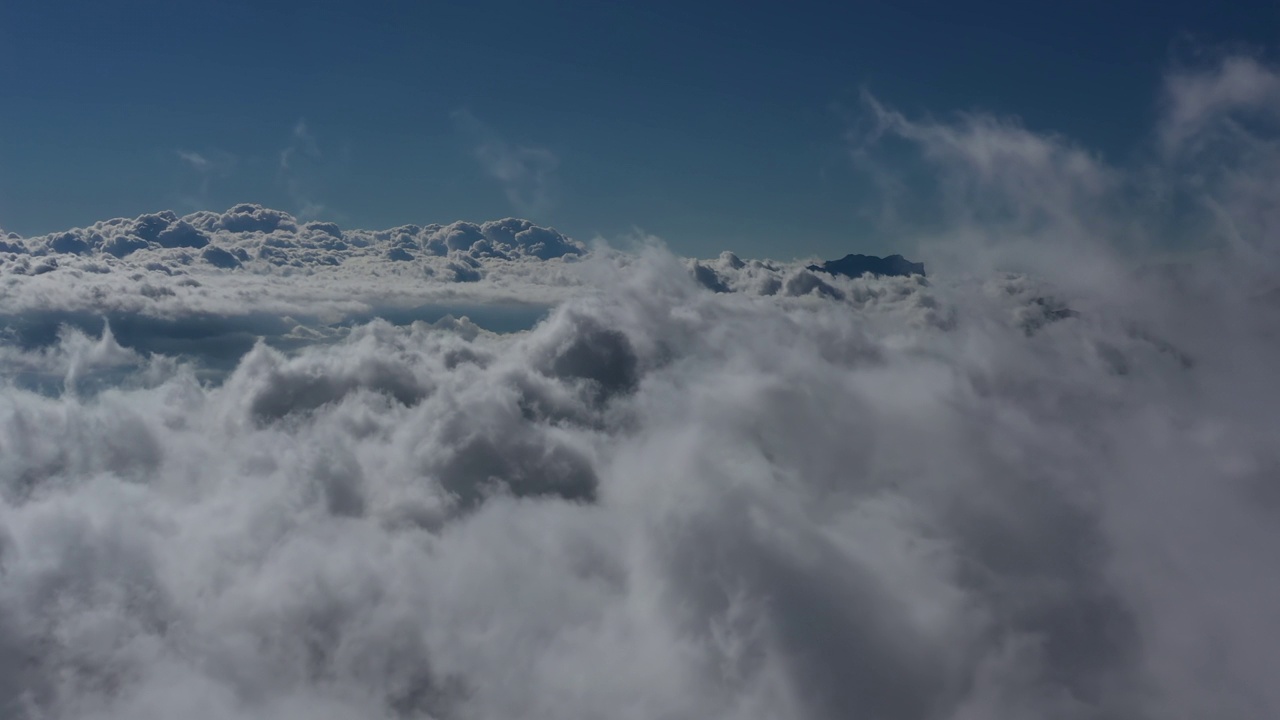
{"left": 453, "top": 109, "right": 560, "bottom": 218}
{"left": 176, "top": 150, "right": 211, "bottom": 171}
{"left": 171, "top": 121, "right": 336, "bottom": 220}
{"left": 279, "top": 119, "right": 321, "bottom": 172}
{"left": 1160, "top": 55, "right": 1280, "bottom": 154}
{"left": 277, "top": 119, "right": 328, "bottom": 219}
{"left": 173, "top": 148, "right": 237, "bottom": 211}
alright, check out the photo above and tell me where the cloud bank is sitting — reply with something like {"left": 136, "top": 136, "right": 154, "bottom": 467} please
{"left": 0, "top": 206, "right": 589, "bottom": 323}
{"left": 1, "top": 56, "right": 1280, "bottom": 720}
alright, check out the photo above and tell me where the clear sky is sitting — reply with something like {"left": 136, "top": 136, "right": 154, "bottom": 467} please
{"left": 1, "top": 0, "right": 1277, "bottom": 258}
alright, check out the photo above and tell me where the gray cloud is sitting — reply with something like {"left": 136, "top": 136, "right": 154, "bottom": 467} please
{"left": 0, "top": 55, "right": 1279, "bottom": 720}
{"left": 1160, "top": 55, "right": 1280, "bottom": 154}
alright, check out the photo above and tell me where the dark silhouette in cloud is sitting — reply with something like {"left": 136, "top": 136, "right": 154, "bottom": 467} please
{"left": 807, "top": 253, "right": 926, "bottom": 279}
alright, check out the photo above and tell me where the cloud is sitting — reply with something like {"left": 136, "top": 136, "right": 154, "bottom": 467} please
{"left": 0, "top": 206, "right": 589, "bottom": 332}
{"left": 173, "top": 149, "right": 238, "bottom": 212}
{"left": 454, "top": 110, "right": 561, "bottom": 217}
{"left": 1, "top": 55, "right": 1280, "bottom": 720}
{"left": 276, "top": 120, "right": 329, "bottom": 220}
{"left": 278, "top": 120, "right": 321, "bottom": 172}
{"left": 176, "top": 150, "right": 210, "bottom": 171}
{"left": 852, "top": 90, "right": 1126, "bottom": 296}
{"left": 848, "top": 56, "right": 1280, "bottom": 309}
{"left": 1155, "top": 57, "right": 1280, "bottom": 274}
{"left": 1160, "top": 55, "right": 1280, "bottom": 153}
{"left": 2, "top": 239, "right": 1276, "bottom": 718}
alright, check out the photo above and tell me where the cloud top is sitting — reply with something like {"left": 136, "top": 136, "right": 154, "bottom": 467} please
{"left": 0, "top": 206, "right": 590, "bottom": 322}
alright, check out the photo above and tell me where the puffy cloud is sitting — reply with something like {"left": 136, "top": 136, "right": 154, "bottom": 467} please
{"left": 0, "top": 206, "right": 589, "bottom": 324}
{"left": 2, "top": 55, "right": 1280, "bottom": 720}
{"left": 2, "top": 234, "right": 1276, "bottom": 719}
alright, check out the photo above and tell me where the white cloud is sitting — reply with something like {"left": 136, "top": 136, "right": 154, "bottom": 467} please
{"left": 176, "top": 150, "right": 210, "bottom": 171}
{"left": 2, "top": 236, "right": 1277, "bottom": 718}
{"left": 1, "top": 56, "right": 1280, "bottom": 720}
{"left": 0, "top": 206, "right": 590, "bottom": 326}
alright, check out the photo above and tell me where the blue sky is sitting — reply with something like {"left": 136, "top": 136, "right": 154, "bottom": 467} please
{"left": 1, "top": 0, "right": 1276, "bottom": 258}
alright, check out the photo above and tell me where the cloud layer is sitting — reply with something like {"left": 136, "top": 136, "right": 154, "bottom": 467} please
{"left": 1, "top": 55, "right": 1280, "bottom": 720}
{"left": 0, "top": 206, "right": 589, "bottom": 323}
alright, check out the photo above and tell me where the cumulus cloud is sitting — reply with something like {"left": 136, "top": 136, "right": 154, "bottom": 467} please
{"left": 1, "top": 55, "right": 1280, "bottom": 720}
{"left": 0, "top": 206, "right": 588, "bottom": 325}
